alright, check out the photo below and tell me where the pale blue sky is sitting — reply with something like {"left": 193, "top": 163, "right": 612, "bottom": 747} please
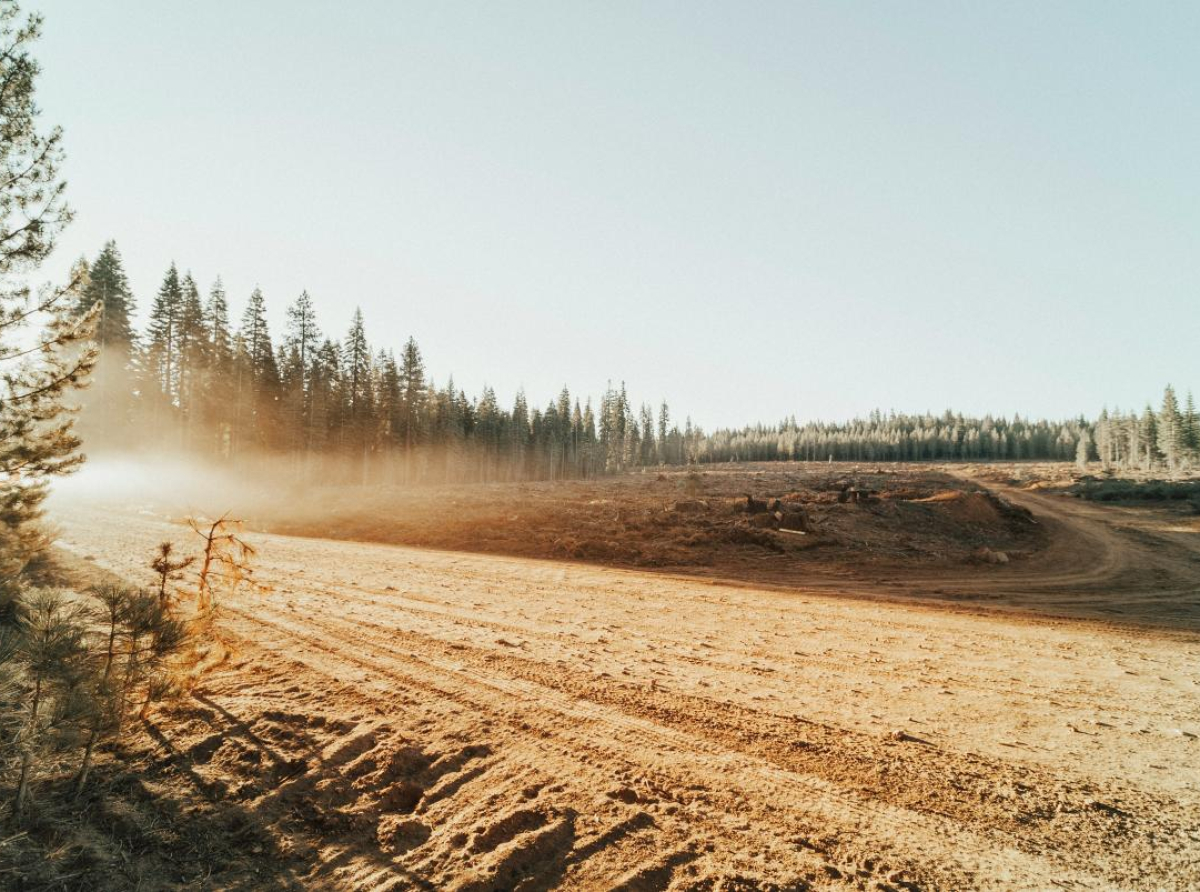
{"left": 31, "top": 1, "right": 1200, "bottom": 428}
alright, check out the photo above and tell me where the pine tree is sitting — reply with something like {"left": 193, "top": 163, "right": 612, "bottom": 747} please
{"left": 570, "top": 399, "right": 585, "bottom": 476}
{"left": 510, "top": 390, "right": 529, "bottom": 480}
{"left": 284, "top": 290, "right": 321, "bottom": 379}
{"left": 239, "top": 288, "right": 274, "bottom": 380}
{"left": 201, "top": 278, "right": 235, "bottom": 455}
{"left": 77, "top": 241, "right": 135, "bottom": 354}
{"left": 236, "top": 287, "right": 280, "bottom": 449}
{"left": 1183, "top": 391, "right": 1199, "bottom": 459}
{"left": 278, "top": 342, "right": 305, "bottom": 455}
{"left": 341, "top": 308, "right": 375, "bottom": 480}
{"left": 9, "top": 589, "right": 89, "bottom": 816}
{"left": 397, "top": 337, "right": 426, "bottom": 478}
{"left": 204, "top": 278, "right": 233, "bottom": 372}
{"left": 1158, "top": 385, "right": 1183, "bottom": 472}
{"left": 175, "top": 273, "right": 207, "bottom": 442}
{"left": 296, "top": 337, "right": 334, "bottom": 462}
{"left": 375, "top": 350, "right": 401, "bottom": 462}
{"left": 1075, "top": 429, "right": 1091, "bottom": 469}
{"left": 0, "top": 1, "right": 96, "bottom": 590}
{"left": 639, "top": 403, "right": 655, "bottom": 466}
{"left": 657, "top": 401, "right": 670, "bottom": 465}
{"left": 1123, "top": 412, "right": 1141, "bottom": 471}
{"left": 1094, "top": 409, "right": 1112, "bottom": 468}
{"left": 341, "top": 308, "right": 372, "bottom": 421}
{"left": 0, "top": 3, "right": 98, "bottom": 816}
{"left": 144, "top": 263, "right": 184, "bottom": 410}
{"left": 582, "top": 399, "right": 597, "bottom": 476}
{"left": 73, "top": 242, "right": 136, "bottom": 445}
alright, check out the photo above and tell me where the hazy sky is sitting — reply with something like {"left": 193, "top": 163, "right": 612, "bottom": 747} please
{"left": 31, "top": 1, "right": 1200, "bottom": 428}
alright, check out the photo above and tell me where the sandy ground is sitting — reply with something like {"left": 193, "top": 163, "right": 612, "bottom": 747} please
{"left": 48, "top": 481, "right": 1200, "bottom": 891}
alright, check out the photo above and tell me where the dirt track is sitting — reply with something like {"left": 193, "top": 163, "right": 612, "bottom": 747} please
{"left": 876, "top": 476, "right": 1200, "bottom": 626}
{"left": 53, "top": 492, "right": 1200, "bottom": 891}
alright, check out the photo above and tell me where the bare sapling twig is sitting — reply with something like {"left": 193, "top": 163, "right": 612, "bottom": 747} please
{"left": 165, "top": 515, "right": 261, "bottom": 697}
{"left": 189, "top": 514, "right": 257, "bottom": 620}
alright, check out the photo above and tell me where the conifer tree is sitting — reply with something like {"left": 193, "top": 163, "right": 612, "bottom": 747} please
{"left": 341, "top": 308, "right": 372, "bottom": 420}
{"left": 204, "top": 278, "right": 233, "bottom": 372}
{"left": 236, "top": 287, "right": 280, "bottom": 449}
{"left": 582, "top": 399, "right": 597, "bottom": 476}
{"left": 1158, "top": 385, "right": 1183, "bottom": 472}
{"left": 657, "top": 401, "right": 670, "bottom": 465}
{"left": 144, "top": 263, "right": 184, "bottom": 412}
{"left": 74, "top": 242, "right": 135, "bottom": 445}
{"left": 397, "top": 336, "right": 426, "bottom": 477}
{"left": 279, "top": 292, "right": 319, "bottom": 460}
{"left": 278, "top": 342, "right": 306, "bottom": 455}
{"left": 77, "top": 241, "right": 135, "bottom": 354}
{"left": 284, "top": 290, "right": 321, "bottom": 380}
{"left": 375, "top": 349, "right": 401, "bottom": 470}
{"left": 1124, "top": 412, "right": 1142, "bottom": 471}
{"left": 201, "top": 278, "right": 235, "bottom": 455}
{"left": 1139, "top": 405, "right": 1158, "bottom": 469}
{"left": 238, "top": 287, "right": 274, "bottom": 380}
{"left": 341, "top": 308, "right": 375, "bottom": 479}
{"left": 306, "top": 339, "right": 341, "bottom": 457}
{"left": 639, "top": 403, "right": 656, "bottom": 466}
{"left": 9, "top": 589, "right": 89, "bottom": 816}
{"left": 1075, "top": 429, "right": 1091, "bottom": 469}
{"left": 1183, "top": 391, "right": 1199, "bottom": 459}
{"left": 175, "top": 273, "right": 207, "bottom": 442}
{"left": 1094, "top": 409, "right": 1112, "bottom": 468}
{"left": 0, "top": 0, "right": 96, "bottom": 590}
{"left": 510, "top": 390, "right": 529, "bottom": 480}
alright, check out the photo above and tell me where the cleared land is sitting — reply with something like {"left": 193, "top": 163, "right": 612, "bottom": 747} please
{"left": 44, "top": 463, "right": 1200, "bottom": 890}
{"left": 238, "top": 462, "right": 1200, "bottom": 627}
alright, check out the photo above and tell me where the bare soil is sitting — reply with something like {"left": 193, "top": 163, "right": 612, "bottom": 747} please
{"left": 261, "top": 464, "right": 1045, "bottom": 574}
{"left": 31, "top": 461, "right": 1200, "bottom": 890}
{"left": 249, "top": 461, "right": 1200, "bottom": 628}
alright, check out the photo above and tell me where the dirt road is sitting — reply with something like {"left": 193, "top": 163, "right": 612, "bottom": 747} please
{"left": 55, "top": 503, "right": 1200, "bottom": 890}
{"left": 885, "top": 476, "right": 1200, "bottom": 627}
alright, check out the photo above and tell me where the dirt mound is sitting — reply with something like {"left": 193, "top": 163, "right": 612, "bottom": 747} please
{"left": 917, "top": 490, "right": 1007, "bottom": 525}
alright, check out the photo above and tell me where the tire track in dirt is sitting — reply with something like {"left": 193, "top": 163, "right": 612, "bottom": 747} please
{"left": 231, "top": 592, "right": 1193, "bottom": 887}
{"left": 271, "top": 573, "right": 1154, "bottom": 718}
{"left": 225, "top": 600, "right": 1152, "bottom": 892}
{"left": 54, "top": 505, "right": 1200, "bottom": 890}
{"left": 216, "top": 618, "right": 829, "bottom": 890}
{"left": 935, "top": 477, "right": 1200, "bottom": 607}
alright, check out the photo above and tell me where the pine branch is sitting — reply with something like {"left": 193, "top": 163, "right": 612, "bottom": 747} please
{"left": 0, "top": 312, "right": 91, "bottom": 362}
{"left": 0, "top": 276, "right": 81, "bottom": 330}
{"left": 1, "top": 350, "right": 95, "bottom": 405}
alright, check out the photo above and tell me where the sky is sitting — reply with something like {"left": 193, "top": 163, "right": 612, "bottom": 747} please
{"left": 29, "top": 1, "right": 1200, "bottom": 429}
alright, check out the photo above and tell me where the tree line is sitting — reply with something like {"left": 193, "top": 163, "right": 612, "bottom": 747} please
{"left": 1092, "top": 388, "right": 1200, "bottom": 473}
{"left": 694, "top": 392, "right": 1199, "bottom": 471}
{"left": 77, "top": 244, "right": 705, "bottom": 483}
{"left": 78, "top": 249, "right": 1198, "bottom": 480}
